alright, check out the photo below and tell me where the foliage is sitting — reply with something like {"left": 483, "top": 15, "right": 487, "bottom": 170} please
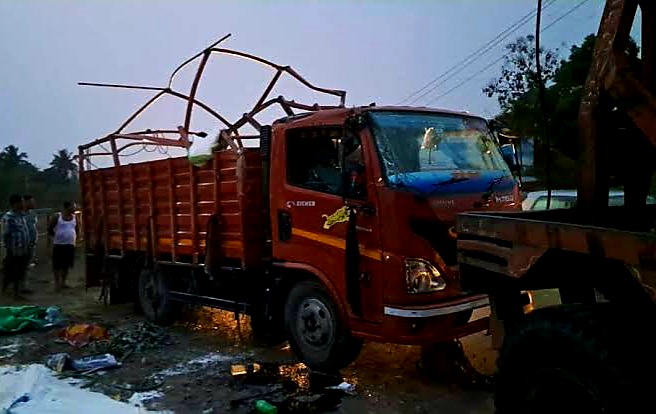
{"left": 48, "top": 149, "right": 79, "bottom": 182}
{"left": 0, "top": 146, "right": 79, "bottom": 211}
{"left": 485, "top": 33, "right": 641, "bottom": 188}
{"left": 483, "top": 35, "right": 560, "bottom": 110}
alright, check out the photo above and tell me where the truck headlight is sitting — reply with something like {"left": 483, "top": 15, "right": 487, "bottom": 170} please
{"left": 405, "top": 258, "right": 446, "bottom": 294}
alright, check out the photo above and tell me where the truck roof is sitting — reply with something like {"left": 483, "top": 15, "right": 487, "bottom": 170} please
{"left": 273, "top": 105, "right": 482, "bottom": 126}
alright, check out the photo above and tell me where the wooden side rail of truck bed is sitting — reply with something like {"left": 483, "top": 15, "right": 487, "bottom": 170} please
{"left": 80, "top": 149, "right": 266, "bottom": 288}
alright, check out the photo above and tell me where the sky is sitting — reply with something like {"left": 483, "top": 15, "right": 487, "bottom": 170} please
{"left": 0, "top": 0, "right": 608, "bottom": 168}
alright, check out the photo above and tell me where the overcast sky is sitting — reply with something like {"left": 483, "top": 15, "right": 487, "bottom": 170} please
{"left": 0, "top": 0, "right": 607, "bottom": 168}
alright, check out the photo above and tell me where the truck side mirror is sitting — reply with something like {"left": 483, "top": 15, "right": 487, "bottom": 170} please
{"left": 500, "top": 143, "right": 520, "bottom": 174}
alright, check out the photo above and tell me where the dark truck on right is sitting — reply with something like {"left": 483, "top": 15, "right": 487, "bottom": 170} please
{"left": 455, "top": 1, "right": 656, "bottom": 413}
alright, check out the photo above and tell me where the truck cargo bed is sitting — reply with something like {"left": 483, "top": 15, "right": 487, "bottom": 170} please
{"left": 80, "top": 149, "right": 265, "bottom": 268}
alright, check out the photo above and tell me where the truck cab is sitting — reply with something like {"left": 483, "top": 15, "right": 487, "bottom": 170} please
{"left": 267, "top": 106, "right": 520, "bottom": 366}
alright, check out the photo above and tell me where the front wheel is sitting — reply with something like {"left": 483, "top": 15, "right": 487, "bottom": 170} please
{"left": 284, "top": 280, "right": 362, "bottom": 371}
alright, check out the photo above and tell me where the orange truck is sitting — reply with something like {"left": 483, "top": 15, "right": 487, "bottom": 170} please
{"left": 79, "top": 41, "right": 521, "bottom": 370}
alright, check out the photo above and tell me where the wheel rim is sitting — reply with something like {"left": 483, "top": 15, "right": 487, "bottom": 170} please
{"left": 296, "top": 297, "right": 335, "bottom": 350}
{"left": 523, "top": 368, "right": 605, "bottom": 414}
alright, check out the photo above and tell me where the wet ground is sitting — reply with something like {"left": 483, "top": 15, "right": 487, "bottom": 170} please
{"left": 0, "top": 254, "right": 497, "bottom": 413}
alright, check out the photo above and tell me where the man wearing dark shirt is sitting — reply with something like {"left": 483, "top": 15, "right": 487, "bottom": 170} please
{"left": 2, "top": 194, "right": 30, "bottom": 299}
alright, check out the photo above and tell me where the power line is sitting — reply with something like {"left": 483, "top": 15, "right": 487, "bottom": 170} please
{"left": 542, "top": 0, "right": 591, "bottom": 31}
{"left": 406, "top": 0, "right": 559, "bottom": 106}
{"left": 426, "top": 0, "right": 593, "bottom": 105}
{"left": 397, "top": 0, "right": 557, "bottom": 106}
{"left": 426, "top": 56, "right": 505, "bottom": 105}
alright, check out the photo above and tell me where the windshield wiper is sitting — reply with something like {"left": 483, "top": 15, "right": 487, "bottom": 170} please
{"left": 433, "top": 177, "right": 471, "bottom": 187}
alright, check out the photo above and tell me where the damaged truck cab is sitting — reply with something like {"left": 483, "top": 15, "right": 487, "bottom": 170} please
{"left": 267, "top": 107, "right": 519, "bottom": 363}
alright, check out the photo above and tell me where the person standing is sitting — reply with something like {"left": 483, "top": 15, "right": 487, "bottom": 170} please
{"left": 23, "top": 195, "right": 38, "bottom": 269}
{"left": 48, "top": 201, "right": 78, "bottom": 291}
{"left": 2, "top": 194, "right": 30, "bottom": 299}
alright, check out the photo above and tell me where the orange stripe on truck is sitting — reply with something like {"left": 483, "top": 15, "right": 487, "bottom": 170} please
{"left": 291, "top": 228, "right": 382, "bottom": 261}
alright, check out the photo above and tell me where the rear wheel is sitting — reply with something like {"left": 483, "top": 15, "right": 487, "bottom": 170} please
{"left": 138, "top": 265, "right": 180, "bottom": 326}
{"left": 284, "top": 280, "right": 362, "bottom": 371}
{"left": 495, "top": 304, "right": 651, "bottom": 414}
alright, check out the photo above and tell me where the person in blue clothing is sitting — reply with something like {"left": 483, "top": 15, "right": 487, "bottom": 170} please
{"left": 21, "top": 195, "right": 37, "bottom": 295}
{"left": 23, "top": 195, "right": 38, "bottom": 268}
{"left": 2, "top": 194, "right": 30, "bottom": 299}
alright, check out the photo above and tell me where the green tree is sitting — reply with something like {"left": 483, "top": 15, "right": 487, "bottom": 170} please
{"left": 0, "top": 145, "right": 29, "bottom": 169}
{"left": 483, "top": 35, "right": 560, "bottom": 111}
{"left": 0, "top": 146, "right": 80, "bottom": 209}
{"left": 48, "top": 149, "right": 78, "bottom": 181}
{"left": 485, "top": 34, "right": 640, "bottom": 187}
{"left": 548, "top": 34, "right": 639, "bottom": 160}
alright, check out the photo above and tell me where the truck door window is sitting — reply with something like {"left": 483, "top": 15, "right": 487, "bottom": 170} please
{"left": 286, "top": 127, "right": 366, "bottom": 198}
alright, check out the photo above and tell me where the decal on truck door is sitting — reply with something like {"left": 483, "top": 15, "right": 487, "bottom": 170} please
{"left": 321, "top": 205, "right": 351, "bottom": 229}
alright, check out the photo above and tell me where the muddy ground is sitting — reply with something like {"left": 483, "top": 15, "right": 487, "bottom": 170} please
{"left": 0, "top": 252, "right": 497, "bottom": 413}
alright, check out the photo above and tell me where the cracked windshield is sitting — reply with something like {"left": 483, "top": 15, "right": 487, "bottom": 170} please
{"left": 370, "top": 112, "right": 510, "bottom": 193}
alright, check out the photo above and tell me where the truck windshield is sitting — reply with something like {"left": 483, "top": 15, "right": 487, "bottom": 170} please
{"left": 369, "top": 111, "right": 511, "bottom": 193}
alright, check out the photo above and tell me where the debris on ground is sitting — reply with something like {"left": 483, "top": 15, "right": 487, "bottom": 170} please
{"left": 58, "top": 324, "right": 109, "bottom": 348}
{"left": 0, "top": 306, "right": 64, "bottom": 335}
{"left": 325, "top": 381, "right": 356, "bottom": 396}
{"left": 45, "top": 353, "right": 120, "bottom": 374}
{"left": 153, "top": 352, "right": 235, "bottom": 379}
{"left": 86, "top": 321, "right": 171, "bottom": 361}
{"left": 254, "top": 399, "right": 278, "bottom": 413}
{"left": 0, "top": 341, "right": 22, "bottom": 361}
{"left": 0, "top": 364, "right": 167, "bottom": 413}
{"left": 230, "top": 363, "right": 261, "bottom": 377}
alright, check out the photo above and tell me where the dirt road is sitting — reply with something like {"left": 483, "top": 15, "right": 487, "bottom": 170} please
{"left": 0, "top": 254, "right": 496, "bottom": 413}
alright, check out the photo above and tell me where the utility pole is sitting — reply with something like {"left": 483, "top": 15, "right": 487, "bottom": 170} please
{"left": 535, "top": 0, "right": 552, "bottom": 209}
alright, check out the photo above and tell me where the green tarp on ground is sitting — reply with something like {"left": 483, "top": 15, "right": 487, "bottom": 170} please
{"left": 0, "top": 306, "right": 48, "bottom": 334}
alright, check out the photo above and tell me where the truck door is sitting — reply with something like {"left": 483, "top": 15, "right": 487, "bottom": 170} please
{"left": 274, "top": 126, "right": 384, "bottom": 323}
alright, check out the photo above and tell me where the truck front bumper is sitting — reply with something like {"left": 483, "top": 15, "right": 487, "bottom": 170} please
{"left": 357, "top": 294, "right": 490, "bottom": 345}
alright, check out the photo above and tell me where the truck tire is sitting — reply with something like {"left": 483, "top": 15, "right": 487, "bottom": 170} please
{"left": 138, "top": 266, "right": 179, "bottom": 326}
{"left": 495, "top": 304, "right": 650, "bottom": 414}
{"left": 284, "top": 280, "right": 362, "bottom": 371}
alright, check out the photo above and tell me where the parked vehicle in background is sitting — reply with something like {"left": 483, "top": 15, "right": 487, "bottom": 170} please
{"left": 79, "top": 43, "right": 521, "bottom": 371}
{"left": 522, "top": 189, "right": 656, "bottom": 210}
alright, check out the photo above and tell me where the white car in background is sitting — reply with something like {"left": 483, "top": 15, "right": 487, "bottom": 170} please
{"left": 522, "top": 189, "right": 656, "bottom": 210}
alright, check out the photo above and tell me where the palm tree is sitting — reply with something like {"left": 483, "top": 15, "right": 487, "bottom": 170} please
{"left": 0, "top": 145, "right": 29, "bottom": 169}
{"left": 49, "top": 149, "right": 78, "bottom": 181}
